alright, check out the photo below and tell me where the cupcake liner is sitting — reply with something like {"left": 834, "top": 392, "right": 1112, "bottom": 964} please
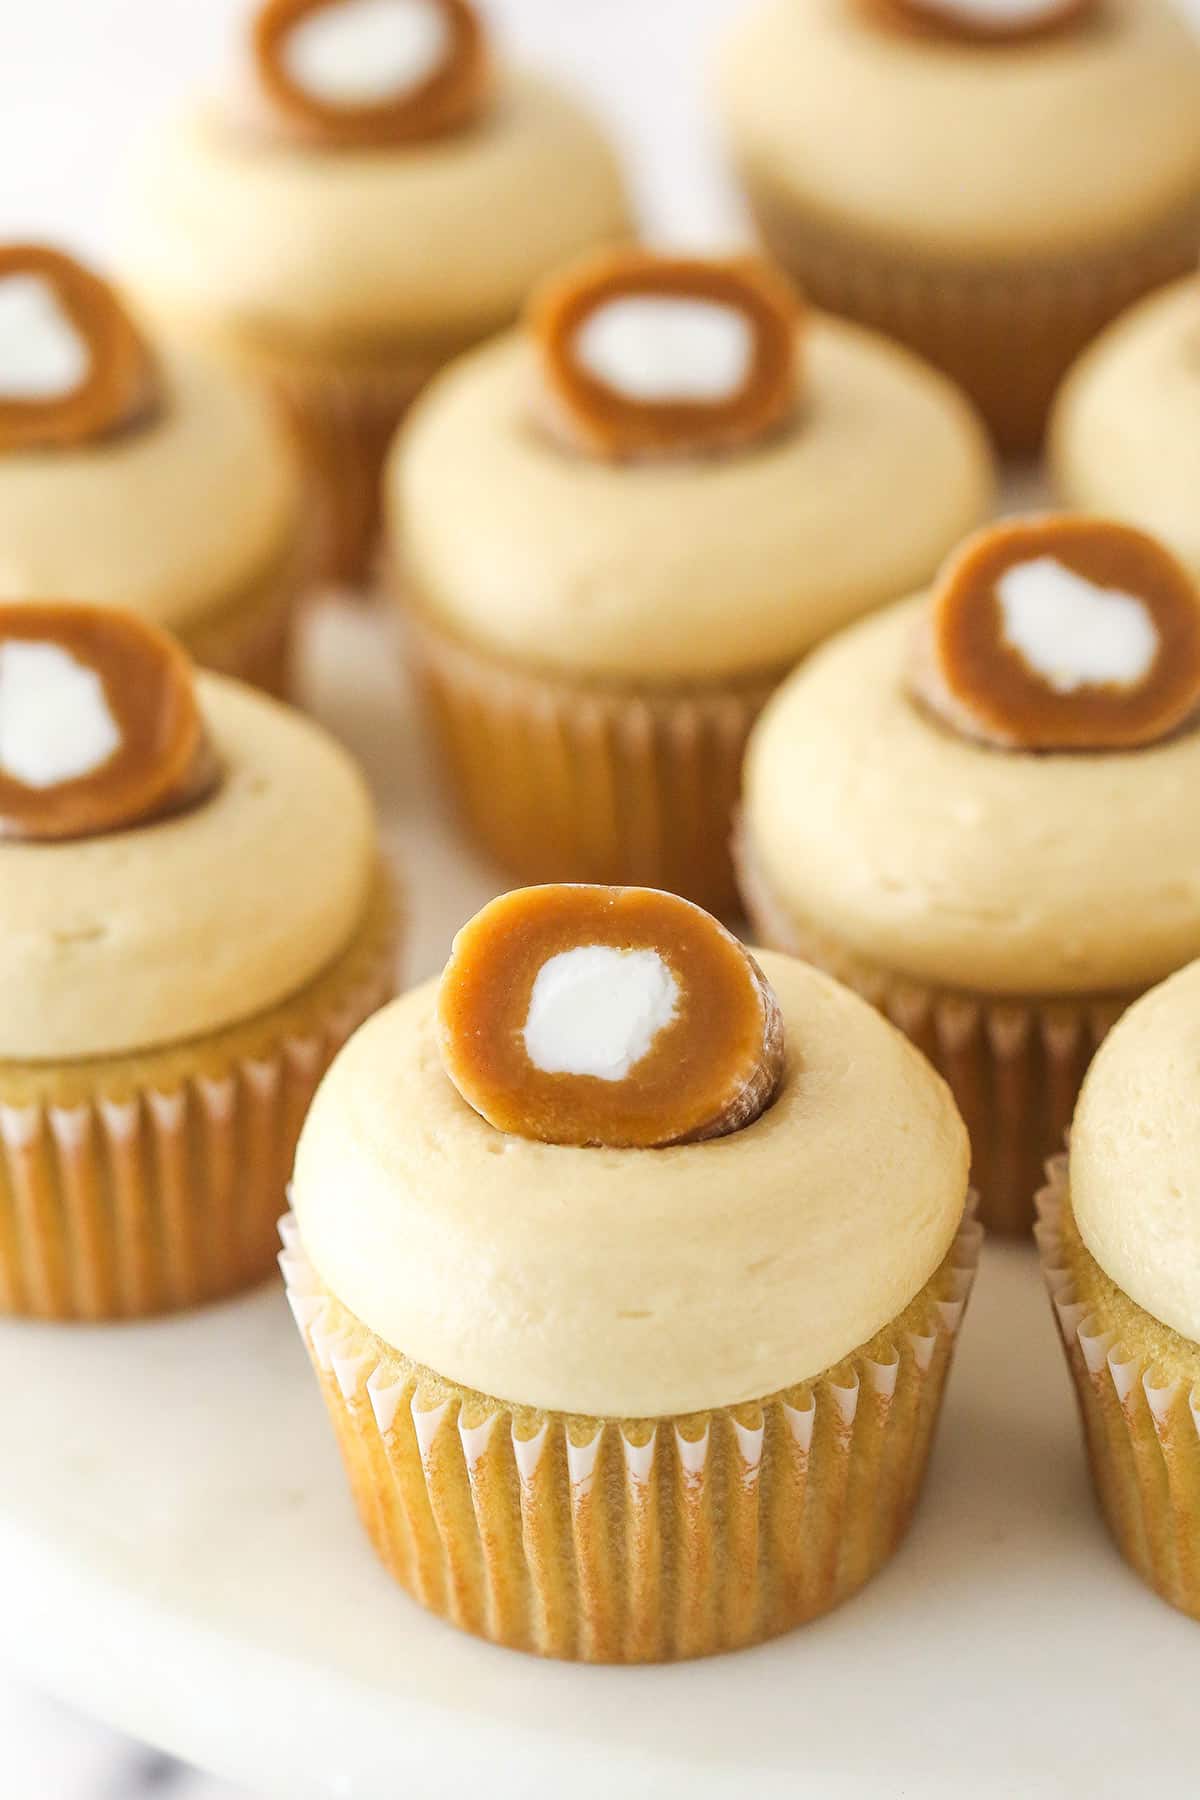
{"left": 0, "top": 873, "right": 399, "bottom": 1321}
{"left": 1036, "top": 1161, "right": 1200, "bottom": 1621}
{"left": 736, "top": 825, "right": 1135, "bottom": 1235}
{"left": 268, "top": 360, "right": 435, "bottom": 592}
{"left": 279, "top": 1199, "right": 980, "bottom": 1662}
{"left": 181, "top": 534, "right": 309, "bottom": 699}
{"left": 740, "top": 180, "right": 1200, "bottom": 452}
{"left": 407, "top": 605, "right": 781, "bottom": 918}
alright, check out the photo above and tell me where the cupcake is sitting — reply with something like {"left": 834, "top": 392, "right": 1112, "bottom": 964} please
{"left": 282, "top": 883, "right": 977, "bottom": 1661}
{"left": 1050, "top": 274, "right": 1200, "bottom": 580}
{"left": 0, "top": 244, "right": 305, "bottom": 694}
{"left": 739, "top": 515, "right": 1200, "bottom": 1235}
{"left": 715, "top": 0, "right": 1200, "bottom": 451}
{"left": 1037, "top": 959, "right": 1200, "bottom": 1621}
{"left": 117, "top": 0, "right": 630, "bottom": 588}
{"left": 389, "top": 246, "right": 994, "bottom": 914}
{"left": 0, "top": 600, "right": 398, "bottom": 1320}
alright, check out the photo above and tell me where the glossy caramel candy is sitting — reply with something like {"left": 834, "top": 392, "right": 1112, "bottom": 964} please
{"left": 858, "top": 0, "right": 1095, "bottom": 43}
{"left": 250, "top": 0, "right": 490, "bottom": 149}
{"left": 0, "top": 245, "right": 159, "bottom": 452}
{"left": 912, "top": 516, "right": 1200, "bottom": 752}
{"left": 0, "top": 602, "right": 212, "bottom": 840}
{"left": 438, "top": 884, "right": 785, "bottom": 1148}
{"left": 530, "top": 248, "right": 802, "bottom": 461}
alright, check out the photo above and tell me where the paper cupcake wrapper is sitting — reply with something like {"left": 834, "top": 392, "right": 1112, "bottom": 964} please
{"left": 268, "top": 360, "right": 436, "bottom": 592}
{"left": 181, "top": 534, "right": 308, "bottom": 699}
{"left": 280, "top": 1199, "right": 980, "bottom": 1662}
{"left": 736, "top": 826, "right": 1135, "bottom": 1235}
{"left": 739, "top": 177, "right": 1200, "bottom": 451}
{"left": 0, "top": 875, "right": 399, "bottom": 1321}
{"left": 406, "top": 605, "right": 780, "bottom": 918}
{"left": 1036, "top": 1162, "right": 1200, "bottom": 1621}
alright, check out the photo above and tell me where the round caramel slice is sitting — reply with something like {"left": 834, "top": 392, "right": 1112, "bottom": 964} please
{"left": 0, "top": 602, "right": 206, "bottom": 841}
{"left": 859, "top": 0, "right": 1095, "bottom": 43}
{"left": 0, "top": 245, "right": 158, "bottom": 452}
{"left": 438, "top": 885, "right": 786, "bottom": 1149}
{"left": 530, "top": 248, "right": 802, "bottom": 461}
{"left": 915, "top": 516, "right": 1200, "bottom": 752}
{"left": 251, "top": 0, "right": 490, "bottom": 149}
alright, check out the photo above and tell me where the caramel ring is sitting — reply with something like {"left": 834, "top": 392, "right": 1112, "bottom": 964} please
{"left": 857, "top": 0, "right": 1097, "bottom": 43}
{"left": 530, "top": 248, "right": 802, "bottom": 462}
{"left": 0, "top": 245, "right": 158, "bottom": 452}
{"left": 916, "top": 517, "right": 1200, "bottom": 753}
{"left": 0, "top": 603, "right": 206, "bottom": 841}
{"left": 438, "top": 885, "right": 786, "bottom": 1149}
{"left": 251, "top": 0, "right": 490, "bottom": 149}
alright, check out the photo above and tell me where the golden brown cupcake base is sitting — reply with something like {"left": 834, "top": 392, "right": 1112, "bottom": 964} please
{"left": 736, "top": 827, "right": 1135, "bottom": 1234}
{"left": 1036, "top": 1162, "right": 1200, "bottom": 1621}
{"left": 180, "top": 534, "right": 309, "bottom": 698}
{"left": 280, "top": 1201, "right": 979, "bottom": 1662}
{"left": 741, "top": 183, "right": 1200, "bottom": 452}
{"left": 0, "top": 870, "right": 399, "bottom": 1320}
{"left": 408, "top": 607, "right": 781, "bottom": 918}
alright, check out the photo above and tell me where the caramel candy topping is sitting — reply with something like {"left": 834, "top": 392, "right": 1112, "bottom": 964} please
{"left": 858, "top": 0, "right": 1096, "bottom": 43}
{"left": 0, "top": 246, "right": 159, "bottom": 452}
{"left": 250, "top": 0, "right": 490, "bottom": 149}
{"left": 914, "top": 517, "right": 1200, "bottom": 752}
{"left": 438, "top": 885, "right": 786, "bottom": 1149}
{"left": 530, "top": 248, "right": 802, "bottom": 461}
{"left": 0, "top": 603, "right": 212, "bottom": 841}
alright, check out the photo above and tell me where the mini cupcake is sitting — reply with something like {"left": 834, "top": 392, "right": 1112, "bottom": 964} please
{"left": 0, "top": 600, "right": 398, "bottom": 1320}
{"left": 1037, "top": 959, "right": 1200, "bottom": 1621}
{"left": 716, "top": 0, "right": 1200, "bottom": 451}
{"left": 282, "top": 883, "right": 977, "bottom": 1661}
{"left": 1050, "top": 274, "right": 1200, "bottom": 579}
{"left": 389, "top": 246, "right": 993, "bottom": 914}
{"left": 0, "top": 244, "right": 305, "bottom": 694}
{"left": 739, "top": 515, "right": 1200, "bottom": 1234}
{"left": 117, "top": 0, "right": 630, "bottom": 587}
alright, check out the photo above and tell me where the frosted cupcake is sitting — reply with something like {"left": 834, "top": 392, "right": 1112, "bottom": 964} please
{"left": 389, "top": 246, "right": 993, "bottom": 914}
{"left": 0, "top": 601, "right": 398, "bottom": 1319}
{"left": 739, "top": 515, "right": 1200, "bottom": 1234}
{"left": 1050, "top": 275, "right": 1200, "bottom": 580}
{"left": 1037, "top": 959, "right": 1200, "bottom": 1621}
{"left": 117, "top": 0, "right": 630, "bottom": 586}
{"left": 282, "top": 882, "right": 977, "bottom": 1661}
{"left": 0, "top": 244, "right": 304, "bottom": 694}
{"left": 716, "top": 0, "right": 1200, "bottom": 451}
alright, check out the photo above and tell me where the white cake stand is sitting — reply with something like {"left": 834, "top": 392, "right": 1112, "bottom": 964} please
{"left": 0, "top": 601, "right": 1194, "bottom": 1800}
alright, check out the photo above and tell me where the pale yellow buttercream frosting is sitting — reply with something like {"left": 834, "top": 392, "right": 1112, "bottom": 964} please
{"left": 0, "top": 349, "right": 301, "bottom": 635}
{"left": 0, "top": 674, "right": 376, "bottom": 1061}
{"left": 1072, "top": 958, "right": 1200, "bottom": 1345}
{"left": 1051, "top": 278, "right": 1200, "bottom": 578}
{"left": 717, "top": 0, "right": 1200, "bottom": 262}
{"left": 743, "top": 597, "right": 1200, "bottom": 997}
{"left": 116, "top": 72, "right": 629, "bottom": 356}
{"left": 391, "top": 316, "right": 993, "bottom": 682}
{"left": 292, "top": 952, "right": 968, "bottom": 1417}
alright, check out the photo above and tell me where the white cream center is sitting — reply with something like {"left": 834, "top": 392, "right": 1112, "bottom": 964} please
{"left": 0, "top": 642, "right": 121, "bottom": 789}
{"left": 574, "top": 297, "right": 754, "bottom": 405}
{"left": 522, "top": 946, "right": 680, "bottom": 1082}
{"left": 282, "top": 0, "right": 450, "bottom": 106}
{"left": 0, "top": 274, "right": 90, "bottom": 403}
{"left": 996, "top": 556, "right": 1160, "bottom": 695}
{"left": 913, "top": 0, "right": 1061, "bottom": 23}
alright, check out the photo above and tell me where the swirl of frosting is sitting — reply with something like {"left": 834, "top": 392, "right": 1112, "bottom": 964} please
{"left": 858, "top": 0, "right": 1097, "bottom": 43}
{"left": 911, "top": 516, "right": 1200, "bottom": 752}
{"left": 0, "top": 601, "right": 214, "bottom": 841}
{"left": 0, "top": 245, "right": 159, "bottom": 452}
{"left": 530, "top": 247, "right": 803, "bottom": 461}
{"left": 247, "top": 0, "right": 491, "bottom": 149}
